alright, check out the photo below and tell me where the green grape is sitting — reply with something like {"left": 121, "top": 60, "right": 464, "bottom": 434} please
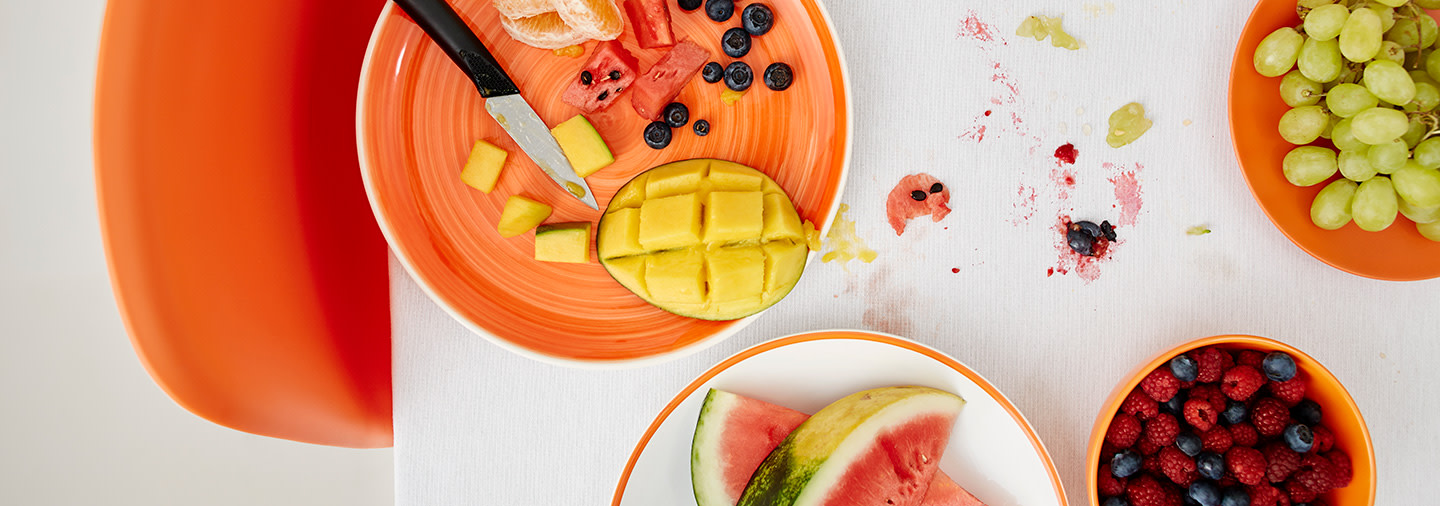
{"left": 1392, "top": 162, "right": 1440, "bottom": 208}
{"left": 1352, "top": 176, "right": 1400, "bottom": 231}
{"left": 1363, "top": 60, "right": 1416, "bottom": 105}
{"left": 1367, "top": 139, "right": 1409, "bottom": 174}
{"left": 1326, "top": 83, "right": 1379, "bottom": 117}
{"left": 1380, "top": 41, "right": 1407, "bottom": 63}
{"left": 1254, "top": 27, "right": 1304, "bottom": 77}
{"left": 1106, "top": 102, "right": 1152, "bottom": 148}
{"left": 1373, "top": 0, "right": 1408, "bottom": 8}
{"left": 1283, "top": 146, "right": 1339, "bottom": 187}
{"left": 1410, "top": 69, "right": 1436, "bottom": 86}
{"left": 1299, "top": 0, "right": 1335, "bottom": 7}
{"left": 1404, "top": 115, "right": 1429, "bottom": 147}
{"left": 1420, "top": 0, "right": 1440, "bottom": 11}
{"left": 1415, "top": 137, "right": 1440, "bottom": 169}
{"left": 1327, "top": 65, "right": 1360, "bottom": 92}
{"left": 1279, "top": 105, "right": 1330, "bottom": 144}
{"left": 1311, "top": 179, "right": 1358, "bottom": 230}
{"left": 1338, "top": 149, "right": 1379, "bottom": 181}
{"left": 1418, "top": 220, "right": 1440, "bottom": 241}
{"left": 1321, "top": 113, "right": 1340, "bottom": 139}
{"left": 1299, "top": 38, "right": 1344, "bottom": 82}
{"left": 1410, "top": 82, "right": 1440, "bottom": 112}
{"left": 1305, "top": 4, "right": 1350, "bottom": 41}
{"left": 1350, "top": 107, "right": 1410, "bottom": 144}
{"left": 1386, "top": 17, "right": 1421, "bottom": 48}
{"left": 1281, "top": 70, "right": 1325, "bottom": 107}
{"left": 1421, "top": 15, "right": 1439, "bottom": 48}
{"left": 1332, "top": 117, "right": 1368, "bottom": 151}
{"left": 1377, "top": 7, "right": 1397, "bottom": 33}
{"left": 1399, "top": 197, "right": 1440, "bottom": 223}
{"left": 1340, "top": 8, "right": 1384, "bottom": 62}
{"left": 1427, "top": 50, "right": 1440, "bottom": 82}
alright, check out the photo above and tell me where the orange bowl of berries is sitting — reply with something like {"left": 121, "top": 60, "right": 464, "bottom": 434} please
{"left": 1086, "top": 335, "right": 1374, "bottom": 506}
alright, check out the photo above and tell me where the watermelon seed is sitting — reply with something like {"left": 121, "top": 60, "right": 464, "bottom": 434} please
{"left": 580, "top": 71, "right": 592, "bottom": 85}
{"left": 910, "top": 190, "right": 926, "bottom": 201}
{"left": 597, "top": 90, "right": 609, "bottom": 101}
{"left": 609, "top": 70, "right": 622, "bottom": 80}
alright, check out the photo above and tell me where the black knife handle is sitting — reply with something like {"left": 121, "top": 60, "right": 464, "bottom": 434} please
{"left": 393, "top": 0, "right": 520, "bottom": 97}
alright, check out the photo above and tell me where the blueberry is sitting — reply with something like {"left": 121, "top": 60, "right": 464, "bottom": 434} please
{"left": 1176, "top": 432, "right": 1203, "bottom": 457}
{"left": 1111, "top": 449, "right": 1142, "bottom": 478}
{"left": 721, "top": 28, "right": 752, "bottom": 58}
{"left": 643, "top": 121, "right": 672, "bottom": 149}
{"left": 1170, "top": 354, "right": 1200, "bottom": 382}
{"left": 1262, "top": 352, "right": 1297, "bottom": 382}
{"left": 1161, "top": 391, "right": 1186, "bottom": 415}
{"left": 724, "top": 61, "right": 753, "bottom": 91}
{"left": 1220, "top": 487, "right": 1250, "bottom": 506}
{"left": 1075, "top": 220, "right": 1103, "bottom": 238}
{"left": 1291, "top": 399, "right": 1323, "bottom": 426}
{"left": 764, "top": 62, "right": 794, "bottom": 91}
{"left": 678, "top": 0, "right": 702, "bottom": 11}
{"left": 663, "top": 103, "right": 689, "bottom": 128}
{"left": 910, "top": 190, "right": 927, "bottom": 201}
{"left": 1188, "top": 481, "right": 1221, "bottom": 506}
{"left": 1103, "top": 497, "right": 1131, "bottom": 506}
{"left": 930, "top": 182, "right": 944, "bottom": 193}
{"left": 702, "top": 62, "right": 724, "bottom": 83}
{"left": 693, "top": 119, "right": 710, "bottom": 136}
{"left": 1067, "top": 229, "right": 1094, "bottom": 256}
{"left": 1101, "top": 220, "right": 1117, "bottom": 240}
{"left": 1196, "top": 452, "right": 1225, "bottom": 480}
{"left": 740, "top": 3, "right": 775, "bottom": 36}
{"left": 1220, "top": 400, "right": 1248, "bottom": 425}
{"left": 705, "top": 0, "right": 733, "bottom": 22}
{"left": 1283, "top": 423, "right": 1314, "bottom": 453}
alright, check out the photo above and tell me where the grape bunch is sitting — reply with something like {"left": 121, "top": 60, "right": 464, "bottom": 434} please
{"left": 1254, "top": 0, "right": 1440, "bottom": 241}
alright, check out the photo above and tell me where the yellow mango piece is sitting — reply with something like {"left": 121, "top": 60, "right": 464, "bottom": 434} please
{"left": 609, "top": 174, "right": 647, "bottom": 210}
{"left": 645, "top": 160, "right": 707, "bottom": 198}
{"left": 603, "top": 256, "right": 647, "bottom": 298}
{"left": 763, "top": 193, "right": 805, "bottom": 241}
{"left": 709, "top": 161, "right": 764, "bottom": 191}
{"left": 645, "top": 249, "right": 705, "bottom": 304}
{"left": 551, "top": 115, "right": 614, "bottom": 178}
{"left": 763, "top": 241, "right": 808, "bottom": 299}
{"left": 597, "top": 208, "right": 643, "bottom": 259}
{"left": 497, "top": 195, "right": 552, "bottom": 238}
{"left": 459, "top": 139, "right": 508, "bottom": 193}
{"left": 721, "top": 88, "right": 746, "bottom": 105}
{"left": 534, "top": 222, "right": 591, "bottom": 263}
{"left": 706, "top": 247, "right": 764, "bottom": 303}
{"left": 705, "top": 191, "right": 764, "bottom": 243}
{"left": 639, "top": 193, "right": 702, "bottom": 250}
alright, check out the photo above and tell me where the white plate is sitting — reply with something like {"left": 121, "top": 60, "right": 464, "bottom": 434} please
{"left": 612, "top": 330, "right": 1069, "bottom": 506}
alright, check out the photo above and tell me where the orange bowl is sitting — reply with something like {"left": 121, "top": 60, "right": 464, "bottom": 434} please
{"left": 1085, "top": 335, "right": 1374, "bottom": 506}
{"left": 1229, "top": 0, "right": 1440, "bottom": 281}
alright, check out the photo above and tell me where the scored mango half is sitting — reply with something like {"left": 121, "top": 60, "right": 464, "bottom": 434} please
{"left": 597, "top": 159, "right": 809, "bottom": 321}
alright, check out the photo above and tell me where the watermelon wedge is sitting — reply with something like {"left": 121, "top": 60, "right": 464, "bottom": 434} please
{"left": 693, "top": 389, "right": 987, "bottom": 506}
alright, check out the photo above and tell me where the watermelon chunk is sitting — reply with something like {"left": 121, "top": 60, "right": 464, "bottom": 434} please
{"left": 562, "top": 40, "right": 640, "bottom": 113}
{"left": 692, "top": 389, "right": 988, "bottom": 506}
{"left": 624, "top": 0, "right": 675, "bottom": 49}
{"left": 631, "top": 40, "right": 709, "bottom": 121}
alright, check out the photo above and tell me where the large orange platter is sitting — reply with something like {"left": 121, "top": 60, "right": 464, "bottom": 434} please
{"left": 358, "top": 0, "right": 851, "bottom": 365}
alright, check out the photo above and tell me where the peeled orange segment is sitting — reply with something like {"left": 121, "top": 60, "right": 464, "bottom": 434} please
{"left": 491, "top": 0, "right": 556, "bottom": 20}
{"left": 597, "top": 159, "right": 808, "bottom": 321}
{"left": 553, "top": 0, "right": 624, "bottom": 40}
{"left": 499, "top": 11, "right": 589, "bottom": 49}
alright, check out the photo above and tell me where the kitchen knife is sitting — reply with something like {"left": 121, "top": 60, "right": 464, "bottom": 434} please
{"left": 393, "top": 0, "right": 599, "bottom": 210}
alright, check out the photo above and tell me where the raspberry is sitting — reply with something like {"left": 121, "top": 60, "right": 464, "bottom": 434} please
{"left": 1107, "top": 413, "right": 1143, "bottom": 448}
{"left": 1230, "top": 422, "right": 1260, "bottom": 446}
{"left": 1295, "top": 454, "right": 1340, "bottom": 493}
{"left": 1189, "top": 383, "right": 1228, "bottom": 413}
{"left": 1284, "top": 479, "right": 1318, "bottom": 504}
{"left": 1262, "top": 442, "right": 1302, "bottom": 483}
{"left": 1247, "top": 484, "right": 1290, "bottom": 506}
{"left": 1100, "top": 442, "right": 1119, "bottom": 462}
{"left": 1218, "top": 476, "right": 1237, "bottom": 488}
{"left": 1237, "top": 350, "right": 1266, "bottom": 369}
{"left": 1267, "top": 378, "right": 1306, "bottom": 406}
{"left": 1192, "top": 347, "right": 1228, "bottom": 383}
{"left": 1221, "top": 366, "right": 1266, "bottom": 401}
{"left": 1184, "top": 398, "right": 1219, "bottom": 432}
{"left": 1127, "top": 474, "right": 1179, "bottom": 506}
{"left": 1325, "top": 450, "right": 1353, "bottom": 487}
{"left": 1098, "top": 464, "right": 1128, "bottom": 496}
{"left": 1141, "top": 367, "right": 1182, "bottom": 403}
{"left": 1137, "top": 438, "right": 1163, "bottom": 456}
{"left": 1146, "top": 413, "right": 1181, "bottom": 447}
{"left": 1143, "top": 452, "right": 1164, "bottom": 474}
{"left": 1159, "top": 446, "right": 1198, "bottom": 487}
{"left": 1201, "top": 426, "right": 1233, "bottom": 453}
{"left": 1226, "top": 446, "right": 1268, "bottom": 486}
{"left": 1122, "top": 389, "right": 1160, "bottom": 420}
{"left": 1251, "top": 398, "right": 1291, "bottom": 437}
{"left": 1311, "top": 424, "right": 1335, "bottom": 453}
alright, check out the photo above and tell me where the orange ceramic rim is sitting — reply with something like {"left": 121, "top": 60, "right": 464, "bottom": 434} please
{"left": 1229, "top": 0, "right": 1440, "bottom": 281}
{"left": 610, "top": 330, "right": 1070, "bottom": 506}
{"left": 357, "top": 0, "right": 852, "bottom": 367}
{"left": 1085, "top": 335, "right": 1375, "bottom": 506}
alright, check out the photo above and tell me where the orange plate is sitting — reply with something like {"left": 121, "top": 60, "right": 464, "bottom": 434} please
{"left": 1086, "top": 335, "right": 1375, "bottom": 506}
{"left": 95, "top": 0, "right": 393, "bottom": 447}
{"left": 1229, "top": 0, "right": 1440, "bottom": 281}
{"left": 358, "top": 1, "right": 850, "bottom": 366}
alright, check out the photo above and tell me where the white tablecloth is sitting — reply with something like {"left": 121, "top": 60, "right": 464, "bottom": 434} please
{"left": 393, "top": 2, "right": 1440, "bottom": 505}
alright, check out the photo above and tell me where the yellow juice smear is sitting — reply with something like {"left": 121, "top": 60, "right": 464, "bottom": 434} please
{"left": 721, "top": 88, "right": 747, "bottom": 105}
{"left": 820, "top": 204, "right": 877, "bottom": 267}
{"left": 553, "top": 45, "right": 584, "bottom": 58}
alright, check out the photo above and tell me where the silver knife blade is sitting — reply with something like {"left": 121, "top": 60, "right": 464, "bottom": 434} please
{"left": 484, "top": 94, "right": 599, "bottom": 210}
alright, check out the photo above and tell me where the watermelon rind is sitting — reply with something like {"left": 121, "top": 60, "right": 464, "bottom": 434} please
{"left": 692, "top": 389, "right": 739, "bottom": 506}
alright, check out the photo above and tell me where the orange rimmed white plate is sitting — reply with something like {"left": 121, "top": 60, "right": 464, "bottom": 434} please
{"left": 1229, "top": 0, "right": 1440, "bottom": 281}
{"left": 358, "top": 1, "right": 850, "bottom": 366}
{"left": 612, "top": 330, "right": 1069, "bottom": 506}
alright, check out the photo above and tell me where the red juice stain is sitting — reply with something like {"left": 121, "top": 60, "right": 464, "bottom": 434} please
{"left": 984, "top": 110, "right": 992, "bottom": 116}
{"left": 1107, "top": 163, "right": 1144, "bottom": 227}
{"left": 1047, "top": 267, "right": 1055, "bottom": 277}
{"left": 959, "top": 124, "right": 987, "bottom": 142}
{"left": 951, "top": 268, "right": 960, "bottom": 274}
{"left": 1054, "top": 143, "right": 1077, "bottom": 165}
{"left": 1050, "top": 214, "right": 1117, "bottom": 283}
{"left": 886, "top": 173, "right": 952, "bottom": 235}
{"left": 956, "top": 11, "right": 1001, "bottom": 43}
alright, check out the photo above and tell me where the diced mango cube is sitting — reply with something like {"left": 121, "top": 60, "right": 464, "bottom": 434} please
{"left": 762, "top": 241, "right": 808, "bottom": 298}
{"left": 645, "top": 161, "right": 707, "bottom": 198}
{"left": 497, "top": 195, "right": 552, "bottom": 238}
{"left": 598, "top": 208, "right": 644, "bottom": 259}
{"left": 708, "top": 162, "right": 764, "bottom": 191}
{"left": 704, "top": 191, "right": 764, "bottom": 243}
{"left": 609, "top": 174, "right": 646, "bottom": 210}
{"left": 551, "top": 115, "right": 614, "bottom": 178}
{"left": 460, "top": 139, "right": 508, "bottom": 193}
{"left": 762, "top": 193, "right": 805, "bottom": 241}
{"left": 706, "top": 247, "right": 764, "bottom": 303}
{"left": 645, "top": 249, "right": 704, "bottom": 304}
{"left": 603, "top": 256, "right": 647, "bottom": 298}
{"left": 534, "top": 222, "right": 591, "bottom": 263}
{"left": 639, "top": 193, "right": 702, "bottom": 250}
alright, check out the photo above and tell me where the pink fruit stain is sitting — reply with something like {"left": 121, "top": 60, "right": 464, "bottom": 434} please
{"left": 886, "top": 173, "right": 952, "bottom": 235}
{"left": 1054, "top": 143, "right": 1077, "bottom": 165}
{"left": 1051, "top": 214, "right": 1114, "bottom": 283}
{"left": 1107, "top": 163, "right": 1144, "bottom": 226}
{"left": 958, "top": 124, "right": 987, "bottom": 143}
{"left": 1010, "top": 183, "right": 1038, "bottom": 225}
{"left": 1049, "top": 168, "right": 1076, "bottom": 200}
{"left": 951, "top": 268, "right": 960, "bottom": 274}
{"left": 956, "top": 11, "right": 1002, "bottom": 44}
